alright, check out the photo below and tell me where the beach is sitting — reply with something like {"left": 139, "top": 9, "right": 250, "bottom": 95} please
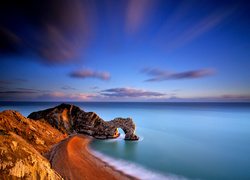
{"left": 44, "top": 134, "right": 138, "bottom": 180}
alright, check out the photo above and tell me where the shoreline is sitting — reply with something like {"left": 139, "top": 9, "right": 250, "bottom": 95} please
{"left": 45, "top": 134, "right": 138, "bottom": 180}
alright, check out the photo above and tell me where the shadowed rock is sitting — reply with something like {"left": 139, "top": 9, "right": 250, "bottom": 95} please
{"left": 28, "top": 103, "right": 139, "bottom": 140}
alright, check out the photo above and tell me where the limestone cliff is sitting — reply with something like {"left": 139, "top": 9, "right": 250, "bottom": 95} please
{"left": 28, "top": 103, "right": 139, "bottom": 140}
{"left": 0, "top": 110, "right": 67, "bottom": 179}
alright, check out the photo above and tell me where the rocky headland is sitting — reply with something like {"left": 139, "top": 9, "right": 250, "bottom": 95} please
{"left": 28, "top": 103, "right": 139, "bottom": 140}
{"left": 0, "top": 103, "right": 139, "bottom": 179}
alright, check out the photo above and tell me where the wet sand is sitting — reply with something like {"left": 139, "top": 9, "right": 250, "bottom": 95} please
{"left": 44, "top": 134, "right": 138, "bottom": 180}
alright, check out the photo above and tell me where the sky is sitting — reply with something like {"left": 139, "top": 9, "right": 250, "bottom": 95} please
{"left": 0, "top": 0, "right": 250, "bottom": 102}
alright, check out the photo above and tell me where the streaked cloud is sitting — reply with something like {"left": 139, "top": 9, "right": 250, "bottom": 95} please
{"left": 0, "top": 90, "right": 37, "bottom": 94}
{"left": 101, "top": 87, "right": 165, "bottom": 97}
{"left": 0, "top": 80, "right": 12, "bottom": 84}
{"left": 15, "top": 78, "right": 28, "bottom": 82}
{"left": 70, "top": 67, "right": 110, "bottom": 80}
{"left": 142, "top": 67, "right": 216, "bottom": 82}
{"left": 220, "top": 95, "right": 250, "bottom": 101}
{"left": 0, "top": 0, "right": 96, "bottom": 65}
{"left": 69, "top": 93, "right": 103, "bottom": 100}
{"left": 152, "top": 2, "right": 239, "bottom": 52}
{"left": 0, "top": 88, "right": 42, "bottom": 101}
{"left": 90, "top": 86, "right": 99, "bottom": 89}
{"left": 0, "top": 79, "right": 28, "bottom": 85}
{"left": 61, "top": 85, "right": 76, "bottom": 90}
{"left": 141, "top": 67, "right": 171, "bottom": 76}
{"left": 0, "top": 88, "right": 51, "bottom": 95}
{"left": 166, "top": 7, "right": 237, "bottom": 51}
{"left": 165, "top": 94, "right": 250, "bottom": 102}
{"left": 50, "top": 92, "right": 66, "bottom": 98}
{"left": 38, "top": 92, "right": 103, "bottom": 101}
{"left": 126, "top": 0, "right": 157, "bottom": 35}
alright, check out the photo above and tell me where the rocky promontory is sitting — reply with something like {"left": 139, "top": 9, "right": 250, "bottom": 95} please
{"left": 28, "top": 103, "right": 139, "bottom": 140}
{"left": 0, "top": 104, "right": 139, "bottom": 179}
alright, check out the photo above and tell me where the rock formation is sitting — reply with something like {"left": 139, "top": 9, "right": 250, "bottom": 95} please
{"left": 0, "top": 110, "right": 67, "bottom": 180}
{"left": 28, "top": 103, "right": 139, "bottom": 140}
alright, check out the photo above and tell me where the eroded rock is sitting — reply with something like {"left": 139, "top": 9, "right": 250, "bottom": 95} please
{"left": 0, "top": 111, "right": 66, "bottom": 180}
{"left": 0, "top": 110, "right": 68, "bottom": 154}
{"left": 28, "top": 103, "right": 139, "bottom": 140}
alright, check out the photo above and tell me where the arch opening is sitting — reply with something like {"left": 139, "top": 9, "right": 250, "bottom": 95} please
{"left": 117, "top": 128, "right": 125, "bottom": 139}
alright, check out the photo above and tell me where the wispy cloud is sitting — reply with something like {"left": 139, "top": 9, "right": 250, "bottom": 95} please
{"left": 38, "top": 92, "right": 103, "bottom": 101}
{"left": 15, "top": 78, "right": 28, "bottom": 82}
{"left": 0, "top": 80, "right": 12, "bottom": 84}
{"left": 142, "top": 67, "right": 216, "bottom": 82}
{"left": 90, "top": 86, "right": 99, "bottom": 90}
{"left": 0, "top": 88, "right": 40, "bottom": 101}
{"left": 70, "top": 67, "right": 110, "bottom": 80}
{"left": 50, "top": 92, "right": 66, "bottom": 98}
{"left": 220, "top": 95, "right": 250, "bottom": 101}
{"left": 40, "top": 92, "right": 250, "bottom": 102}
{"left": 0, "top": 90, "right": 37, "bottom": 94}
{"left": 69, "top": 93, "right": 103, "bottom": 100}
{"left": 101, "top": 87, "right": 165, "bottom": 98}
{"left": 166, "top": 6, "right": 236, "bottom": 51}
{"left": 0, "top": 88, "right": 51, "bottom": 95}
{"left": 0, "top": 79, "right": 28, "bottom": 85}
{"left": 61, "top": 85, "right": 76, "bottom": 90}
{"left": 164, "top": 94, "right": 250, "bottom": 102}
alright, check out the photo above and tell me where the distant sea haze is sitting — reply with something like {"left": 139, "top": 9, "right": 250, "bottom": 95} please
{"left": 1, "top": 102, "right": 250, "bottom": 180}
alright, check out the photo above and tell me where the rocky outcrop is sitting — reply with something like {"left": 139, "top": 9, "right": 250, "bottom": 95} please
{"left": 28, "top": 103, "right": 139, "bottom": 140}
{"left": 0, "top": 110, "right": 68, "bottom": 154}
{"left": 0, "top": 110, "right": 66, "bottom": 180}
{"left": 93, "top": 117, "right": 138, "bottom": 140}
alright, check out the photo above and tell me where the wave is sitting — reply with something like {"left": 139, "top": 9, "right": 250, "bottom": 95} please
{"left": 89, "top": 148, "right": 189, "bottom": 180}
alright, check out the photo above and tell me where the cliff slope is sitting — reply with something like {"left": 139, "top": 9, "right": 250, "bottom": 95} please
{"left": 0, "top": 110, "right": 67, "bottom": 179}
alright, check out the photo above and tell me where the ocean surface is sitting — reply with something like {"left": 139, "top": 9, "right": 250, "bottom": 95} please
{"left": 1, "top": 102, "right": 250, "bottom": 180}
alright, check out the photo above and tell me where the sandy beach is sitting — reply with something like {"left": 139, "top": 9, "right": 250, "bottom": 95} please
{"left": 45, "top": 134, "right": 138, "bottom": 180}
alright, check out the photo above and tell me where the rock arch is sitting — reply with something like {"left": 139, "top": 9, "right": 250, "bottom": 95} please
{"left": 28, "top": 103, "right": 139, "bottom": 140}
{"left": 101, "top": 117, "right": 139, "bottom": 140}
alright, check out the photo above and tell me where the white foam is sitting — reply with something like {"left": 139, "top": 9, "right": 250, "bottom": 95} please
{"left": 104, "top": 134, "right": 144, "bottom": 142}
{"left": 90, "top": 148, "right": 189, "bottom": 180}
{"left": 105, "top": 134, "right": 126, "bottom": 142}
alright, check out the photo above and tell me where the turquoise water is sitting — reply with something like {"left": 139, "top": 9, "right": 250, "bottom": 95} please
{"left": 1, "top": 102, "right": 250, "bottom": 180}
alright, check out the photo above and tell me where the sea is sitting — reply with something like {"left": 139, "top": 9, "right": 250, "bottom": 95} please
{"left": 1, "top": 102, "right": 250, "bottom": 180}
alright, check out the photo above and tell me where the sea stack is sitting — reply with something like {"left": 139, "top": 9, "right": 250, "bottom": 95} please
{"left": 28, "top": 103, "right": 139, "bottom": 140}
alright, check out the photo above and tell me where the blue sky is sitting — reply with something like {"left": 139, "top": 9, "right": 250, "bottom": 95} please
{"left": 0, "top": 0, "right": 250, "bottom": 102}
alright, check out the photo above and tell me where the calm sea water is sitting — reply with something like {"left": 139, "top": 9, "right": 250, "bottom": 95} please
{"left": 1, "top": 102, "right": 250, "bottom": 180}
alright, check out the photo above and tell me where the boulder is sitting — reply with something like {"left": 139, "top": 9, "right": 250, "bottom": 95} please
{"left": 28, "top": 103, "right": 139, "bottom": 140}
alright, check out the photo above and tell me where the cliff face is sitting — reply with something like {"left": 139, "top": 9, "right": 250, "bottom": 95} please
{"left": 0, "top": 110, "right": 67, "bottom": 180}
{"left": 0, "top": 110, "right": 67, "bottom": 154}
{"left": 28, "top": 103, "right": 139, "bottom": 140}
